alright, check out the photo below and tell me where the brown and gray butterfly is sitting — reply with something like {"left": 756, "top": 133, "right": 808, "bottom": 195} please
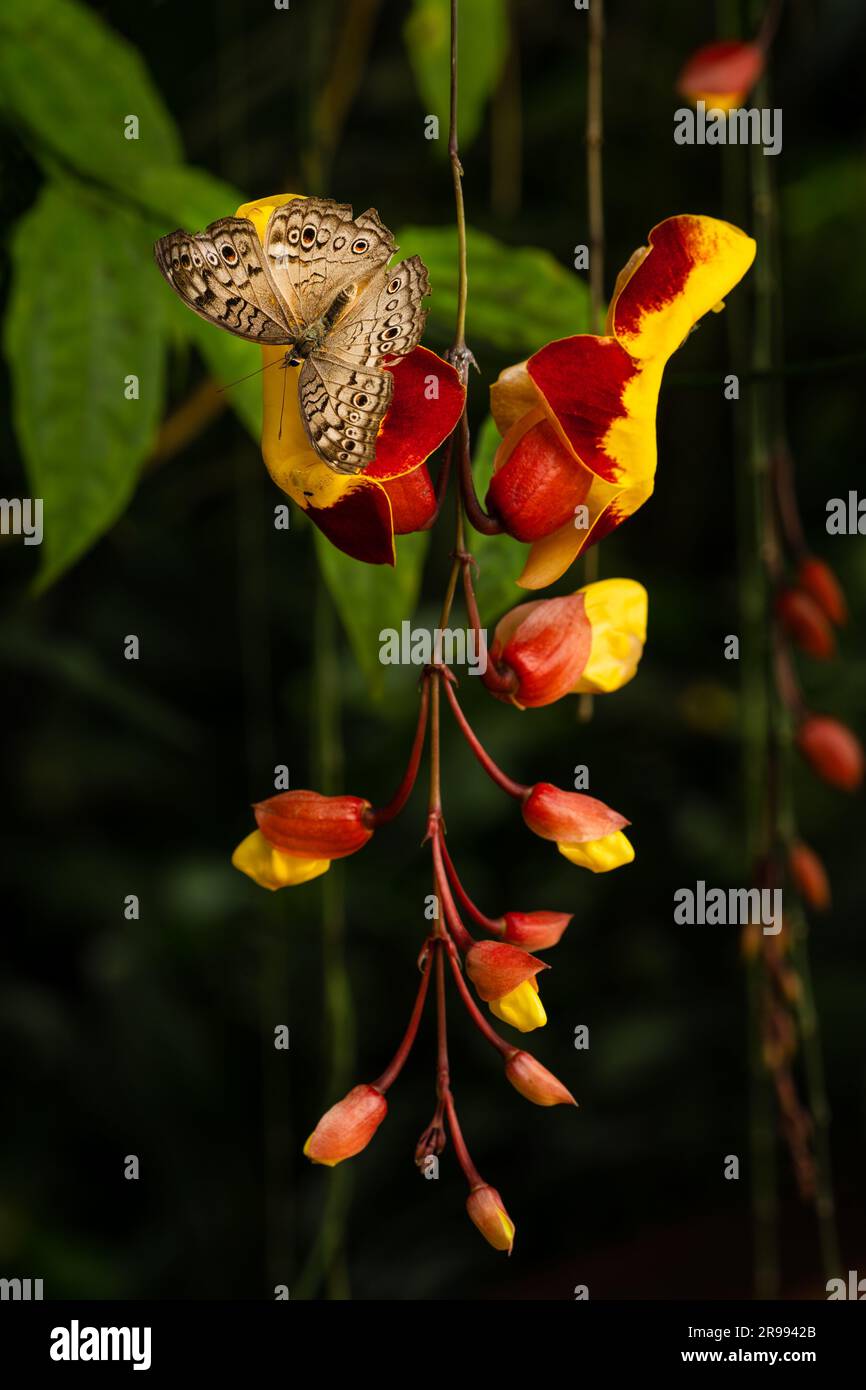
{"left": 154, "top": 198, "right": 429, "bottom": 473}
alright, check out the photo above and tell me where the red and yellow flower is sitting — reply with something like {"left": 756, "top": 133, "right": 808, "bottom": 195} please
{"left": 485, "top": 577, "right": 647, "bottom": 707}
{"left": 485, "top": 215, "right": 756, "bottom": 588}
{"left": 522, "top": 782, "right": 633, "bottom": 873}
{"left": 236, "top": 194, "right": 464, "bottom": 565}
{"left": 232, "top": 788, "right": 373, "bottom": 890}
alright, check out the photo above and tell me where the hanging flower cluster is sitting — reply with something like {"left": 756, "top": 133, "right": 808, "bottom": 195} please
{"left": 227, "top": 202, "right": 755, "bottom": 1252}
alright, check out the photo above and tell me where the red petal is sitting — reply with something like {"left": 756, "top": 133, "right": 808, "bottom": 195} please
{"left": 383, "top": 463, "right": 437, "bottom": 534}
{"left": 487, "top": 415, "right": 593, "bottom": 541}
{"left": 365, "top": 347, "right": 464, "bottom": 481}
{"left": 527, "top": 336, "right": 640, "bottom": 485}
{"left": 306, "top": 485, "right": 396, "bottom": 566}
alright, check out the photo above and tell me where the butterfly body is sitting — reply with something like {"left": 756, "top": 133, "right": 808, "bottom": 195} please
{"left": 154, "top": 197, "right": 430, "bottom": 473}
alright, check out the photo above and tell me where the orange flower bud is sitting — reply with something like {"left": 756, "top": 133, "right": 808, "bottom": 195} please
{"left": 501, "top": 910, "right": 572, "bottom": 951}
{"left": 255, "top": 789, "right": 373, "bottom": 860}
{"left": 677, "top": 39, "right": 764, "bottom": 110}
{"left": 797, "top": 716, "right": 864, "bottom": 792}
{"left": 466, "top": 1184, "right": 515, "bottom": 1253}
{"left": 522, "top": 782, "right": 627, "bottom": 843}
{"left": 788, "top": 841, "right": 831, "bottom": 912}
{"left": 303, "top": 1084, "right": 387, "bottom": 1167}
{"left": 797, "top": 556, "right": 847, "bottom": 627}
{"left": 465, "top": 940, "right": 548, "bottom": 1002}
{"left": 776, "top": 589, "right": 835, "bottom": 660}
{"left": 505, "top": 1050, "right": 577, "bottom": 1107}
{"left": 521, "top": 782, "right": 633, "bottom": 871}
{"left": 485, "top": 593, "right": 592, "bottom": 707}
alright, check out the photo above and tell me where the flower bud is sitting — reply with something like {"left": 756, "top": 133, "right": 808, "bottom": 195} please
{"left": 485, "top": 593, "right": 592, "bottom": 707}
{"left": 255, "top": 789, "right": 373, "bottom": 860}
{"left": 489, "top": 978, "right": 547, "bottom": 1033}
{"left": 522, "top": 782, "right": 633, "bottom": 873}
{"left": 466, "top": 1184, "right": 515, "bottom": 1253}
{"left": 505, "top": 1050, "right": 576, "bottom": 1107}
{"left": 232, "top": 829, "right": 329, "bottom": 890}
{"left": 797, "top": 716, "right": 863, "bottom": 792}
{"left": 486, "top": 414, "right": 592, "bottom": 542}
{"left": 501, "top": 910, "right": 572, "bottom": 951}
{"left": 677, "top": 39, "right": 764, "bottom": 111}
{"left": 303, "top": 1084, "right": 387, "bottom": 1167}
{"left": 776, "top": 589, "right": 835, "bottom": 660}
{"left": 798, "top": 556, "right": 847, "bottom": 627}
{"left": 788, "top": 841, "right": 831, "bottom": 912}
{"left": 465, "top": 940, "right": 547, "bottom": 1002}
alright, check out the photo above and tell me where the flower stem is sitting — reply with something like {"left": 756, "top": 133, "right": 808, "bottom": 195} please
{"left": 366, "top": 676, "right": 430, "bottom": 827}
{"left": 438, "top": 834, "right": 504, "bottom": 935}
{"left": 442, "top": 675, "right": 529, "bottom": 799}
{"left": 372, "top": 952, "right": 434, "bottom": 1093}
{"left": 431, "top": 832, "right": 475, "bottom": 952}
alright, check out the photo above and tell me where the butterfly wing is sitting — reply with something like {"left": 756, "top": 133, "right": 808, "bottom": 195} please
{"left": 154, "top": 217, "right": 297, "bottom": 343}
{"left": 325, "top": 255, "right": 430, "bottom": 367}
{"left": 264, "top": 199, "right": 396, "bottom": 327}
{"left": 296, "top": 254, "right": 430, "bottom": 472}
{"left": 297, "top": 357, "right": 395, "bottom": 473}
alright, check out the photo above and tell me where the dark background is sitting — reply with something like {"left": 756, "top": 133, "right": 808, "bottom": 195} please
{"left": 1, "top": 0, "right": 864, "bottom": 1300}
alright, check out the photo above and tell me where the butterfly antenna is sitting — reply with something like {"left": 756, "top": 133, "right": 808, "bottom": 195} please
{"left": 278, "top": 362, "right": 288, "bottom": 440}
{"left": 216, "top": 357, "right": 284, "bottom": 393}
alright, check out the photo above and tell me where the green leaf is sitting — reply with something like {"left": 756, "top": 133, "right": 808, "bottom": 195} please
{"left": 466, "top": 415, "right": 527, "bottom": 623}
{"left": 4, "top": 183, "right": 167, "bottom": 590}
{"left": 398, "top": 224, "right": 590, "bottom": 353}
{"left": 314, "top": 530, "right": 431, "bottom": 698}
{"left": 404, "top": 0, "right": 508, "bottom": 151}
{"left": 0, "top": 0, "right": 182, "bottom": 192}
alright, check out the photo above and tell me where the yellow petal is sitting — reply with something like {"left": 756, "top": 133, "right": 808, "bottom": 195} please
{"left": 235, "top": 192, "right": 303, "bottom": 239}
{"left": 232, "top": 830, "right": 330, "bottom": 890}
{"left": 489, "top": 980, "right": 548, "bottom": 1033}
{"left": 573, "top": 578, "right": 648, "bottom": 693}
{"left": 558, "top": 830, "right": 634, "bottom": 873}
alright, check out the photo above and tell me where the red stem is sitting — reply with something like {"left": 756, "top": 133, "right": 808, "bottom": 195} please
{"left": 431, "top": 833, "right": 475, "bottom": 951}
{"left": 455, "top": 410, "right": 503, "bottom": 536}
{"left": 371, "top": 950, "right": 433, "bottom": 1093}
{"left": 366, "top": 676, "right": 430, "bottom": 827}
{"left": 420, "top": 434, "right": 454, "bottom": 532}
{"left": 442, "top": 675, "right": 529, "bottom": 799}
{"left": 443, "top": 1087, "right": 484, "bottom": 1188}
{"left": 438, "top": 835, "right": 504, "bottom": 935}
{"left": 460, "top": 557, "right": 518, "bottom": 698}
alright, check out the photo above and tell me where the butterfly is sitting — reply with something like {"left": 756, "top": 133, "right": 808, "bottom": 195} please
{"left": 154, "top": 198, "right": 430, "bottom": 474}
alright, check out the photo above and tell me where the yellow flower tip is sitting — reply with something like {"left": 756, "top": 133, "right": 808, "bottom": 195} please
{"left": 575, "top": 578, "right": 648, "bottom": 694}
{"left": 232, "top": 830, "right": 330, "bottom": 890}
{"left": 497, "top": 1210, "right": 516, "bottom": 1251}
{"left": 558, "top": 829, "right": 635, "bottom": 874}
{"left": 489, "top": 979, "right": 548, "bottom": 1033}
{"left": 303, "top": 1133, "right": 339, "bottom": 1167}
